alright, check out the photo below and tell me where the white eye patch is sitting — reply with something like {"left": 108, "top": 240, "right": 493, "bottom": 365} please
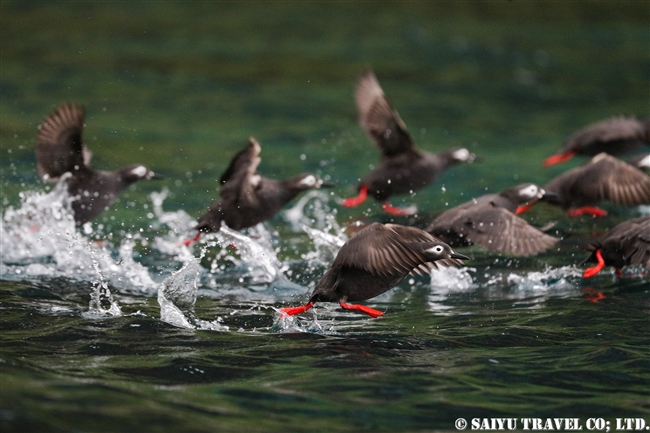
{"left": 518, "top": 185, "right": 540, "bottom": 199}
{"left": 298, "top": 175, "right": 317, "bottom": 187}
{"left": 426, "top": 245, "right": 444, "bottom": 254}
{"left": 453, "top": 148, "right": 470, "bottom": 161}
{"left": 130, "top": 166, "right": 148, "bottom": 178}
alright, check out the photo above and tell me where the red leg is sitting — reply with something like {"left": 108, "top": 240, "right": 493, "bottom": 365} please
{"left": 339, "top": 302, "right": 384, "bottom": 318}
{"left": 583, "top": 250, "right": 606, "bottom": 278}
{"left": 382, "top": 202, "right": 417, "bottom": 216}
{"left": 280, "top": 302, "right": 315, "bottom": 316}
{"left": 615, "top": 269, "right": 622, "bottom": 276}
{"left": 342, "top": 185, "right": 368, "bottom": 208}
{"left": 543, "top": 151, "right": 575, "bottom": 167}
{"left": 567, "top": 207, "right": 607, "bottom": 218}
{"left": 515, "top": 203, "right": 536, "bottom": 215}
{"left": 181, "top": 232, "right": 202, "bottom": 246}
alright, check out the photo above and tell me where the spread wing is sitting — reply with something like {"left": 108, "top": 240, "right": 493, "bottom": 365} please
{"left": 605, "top": 216, "right": 650, "bottom": 268}
{"left": 562, "top": 116, "right": 646, "bottom": 153}
{"left": 569, "top": 154, "right": 650, "bottom": 206}
{"left": 35, "top": 103, "right": 88, "bottom": 181}
{"left": 332, "top": 223, "right": 460, "bottom": 278}
{"left": 355, "top": 70, "right": 415, "bottom": 157}
{"left": 431, "top": 205, "right": 559, "bottom": 256}
{"left": 219, "top": 137, "right": 262, "bottom": 207}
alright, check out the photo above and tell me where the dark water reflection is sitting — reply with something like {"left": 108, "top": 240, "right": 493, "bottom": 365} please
{"left": 2, "top": 2, "right": 650, "bottom": 432}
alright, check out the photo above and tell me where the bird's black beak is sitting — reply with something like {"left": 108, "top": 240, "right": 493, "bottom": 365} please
{"left": 540, "top": 191, "right": 558, "bottom": 202}
{"left": 470, "top": 154, "right": 484, "bottom": 163}
{"left": 319, "top": 181, "right": 335, "bottom": 188}
{"left": 148, "top": 172, "right": 164, "bottom": 180}
{"left": 450, "top": 252, "right": 470, "bottom": 260}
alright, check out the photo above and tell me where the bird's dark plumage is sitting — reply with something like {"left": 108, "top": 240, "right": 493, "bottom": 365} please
{"left": 544, "top": 116, "right": 650, "bottom": 166}
{"left": 343, "top": 70, "right": 474, "bottom": 214}
{"left": 583, "top": 216, "right": 650, "bottom": 277}
{"left": 427, "top": 183, "right": 559, "bottom": 256}
{"left": 543, "top": 153, "right": 650, "bottom": 214}
{"left": 281, "top": 223, "right": 468, "bottom": 317}
{"left": 195, "top": 137, "right": 329, "bottom": 234}
{"left": 36, "top": 103, "right": 160, "bottom": 225}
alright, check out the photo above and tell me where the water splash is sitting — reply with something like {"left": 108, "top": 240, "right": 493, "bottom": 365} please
{"left": 271, "top": 309, "right": 338, "bottom": 334}
{"left": 149, "top": 188, "right": 196, "bottom": 262}
{"left": 83, "top": 252, "right": 122, "bottom": 319}
{"left": 158, "top": 257, "right": 228, "bottom": 330}
{"left": 506, "top": 266, "right": 581, "bottom": 293}
{"left": 111, "top": 237, "right": 157, "bottom": 293}
{"left": 292, "top": 192, "right": 347, "bottom": 266}
{"left": 300, "top": 224, "right": 346, "bottom": 265}
{"left": 284, "top": 190, "right": 337, "bottom": 232}
{"left": 430, "top": 266, "right": 476, "bottom": 291}
{"left": 0, "top": 176, "right": 77, "bottom": 263}
{"left": 211, "top": 225, "right": 285, "bottom": 284}
{"left": 0, "top": 179, "right": 157, "bottom": 294}
{"left": 426, "top": 267, "right": 477, "bottom": 313}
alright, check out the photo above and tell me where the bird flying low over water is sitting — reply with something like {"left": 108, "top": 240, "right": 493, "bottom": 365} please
{"left": 426, "top": 183, "right": 560, "bottom": 256}
{"left": 280, "top": 223, "right": 468, "bottom": 318}
{"left": 543, "top": 153, "right": 650, "bottom": 218}
{"left": 582, "top": 216, "right": 650, "bottom": 278}
{"left": 185, "top": 137, "right": 331, "bottom": 244}
{"left": 36, "top": 103, "right": 162, "bottom": 226}
{"left": 544, "top": 116, "right": 650, "bottom": 167}
{"left": 342, "top": 70, "right": 475, "bottom": 216}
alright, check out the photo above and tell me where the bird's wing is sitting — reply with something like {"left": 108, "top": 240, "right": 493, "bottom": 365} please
{"left": 573, "top": 154, "right": 650, "bottom": 206}
{"left": 219, "top": 137, "right": 263, "bottom": 207}
{"left": 35, "top": 103, "right": 87, "bottom": 181}
{"left": 449, "top": 206, "right": 559, "bottom": 256}
{"left": 617, "top": 217, "right": 650, "bottom": 268}
{"left": 219, "top": 137, "right": 262, "bottom": 185}
{"left": 355, "top": 70, "right": 415, "bottom": 157}
{"left": 562, "top": 117, "right": 645, "bottom": 152}
{"left": 332, "top": 223, "right": 459, "bottom": 278}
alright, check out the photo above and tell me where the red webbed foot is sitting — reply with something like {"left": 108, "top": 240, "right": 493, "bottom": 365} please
{"left": 583, "top": 250, "right": 605, "bottom": 278}
{"left": 515, "top": 203, "right": 536, "bottom": 215}
{"left": 382, "top": 202, "right": 417, "bottom": 216}
{"left": 342, "top": 185, "right": 368, "bottom": 208}
{"left": 339, "top": 302, "right": 384, "bottom": 318}
{"left": 280, "top": 302, "right": 315, "bottom": 317}
{"left": 567, "top": 207, "right": 607, "bottom": 218}
{"left": 180, "top": 232, "right": 202, "bottom": 246}
{"left": 543, "top": 151, "right": 575, "bottom": 167}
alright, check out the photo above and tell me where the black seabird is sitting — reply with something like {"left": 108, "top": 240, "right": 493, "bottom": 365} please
{"left": 544, "top": 116, "right": 650, "bottom": 166}
{"left": 186, "top": 137, "right": 330, "bottom": 244}
{"left": 342, "top": 70, "right": 475, "bottom": 216}
{"left": 426, "top": 183, "right": 559, "bottom": 256}
{"left": 543, "top": 153, "right": 650, "bottom": 217}
{"left": 280, "top": 222, "right": 468, "bottom": 318}
{"left": 36, "top": 102, "right": 161, "bottom": 226}
{"left": 582, "top": 216, "right": 650, "bottom": 278}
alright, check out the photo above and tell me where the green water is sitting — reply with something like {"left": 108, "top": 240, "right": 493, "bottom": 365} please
{"left": 1, "top": 2, "right": 649, "bottom": 432}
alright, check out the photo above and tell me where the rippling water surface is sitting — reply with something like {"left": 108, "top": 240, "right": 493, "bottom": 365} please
{"left": 1, "top": 3, "right": 649, "bottom": 432}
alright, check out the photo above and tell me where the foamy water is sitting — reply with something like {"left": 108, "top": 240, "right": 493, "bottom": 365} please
{"left": 1, "top": 181, "right": 625, "bottom": 334}
{"left": 1, "top": 179, "right": 157, "bottom": 297}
